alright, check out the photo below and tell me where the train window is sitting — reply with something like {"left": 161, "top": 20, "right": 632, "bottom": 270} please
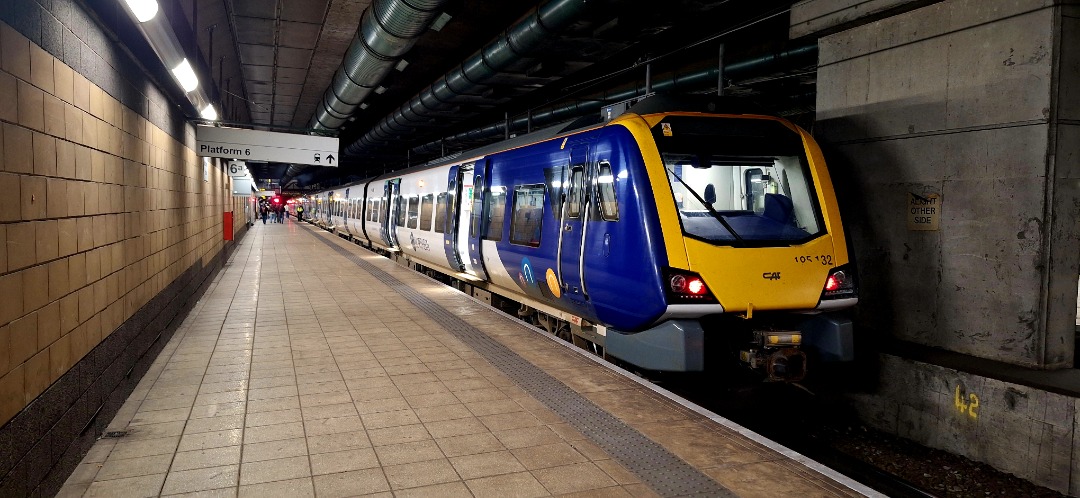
{"left": 510, "top": 185, "right": 545, "bottom": 247}
{"left": 655, "top": 117, "right": 824, "bottom": 244}
{"left": 407, "top": 196, "right": 419, "bottom": 229}
{"left": 420, "top": 194, "right": 434, "bottom": 230}
{"left": 372, "top": 199, "right": 380, "bottom": 222}
{"left": 395, "top": 196, "right": 407, "bottom": 227}
{"left": 566, "top": 167, "right": 583, "bottom": 218}
{"left": 596, "top": 162, "right": 618, "bottom": 221}
{"left": 484, "top": 187, "right": 506, "bottom": 241}
{"left": 434, "top": 193, "right": 447, "bottom": 233}
{"left": 544, "top": 166, "right": 567, "bottom": 222}
{"left": 366, "top": 199, "right": 373, "bottom": 221}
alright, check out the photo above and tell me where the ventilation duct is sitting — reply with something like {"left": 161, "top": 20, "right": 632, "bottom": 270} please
{"left": 343, "top": 0, "right": 596, "bottom": 158}
{"left": 410, "top": 44, "right": 819, "bottom": 155}
{"left": 282, "top": 0, "right": 448, "bottom": 187}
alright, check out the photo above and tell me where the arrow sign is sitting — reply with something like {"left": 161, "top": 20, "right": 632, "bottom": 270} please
{"left": 327, "top": 154, "right": 335, "bottom": 165}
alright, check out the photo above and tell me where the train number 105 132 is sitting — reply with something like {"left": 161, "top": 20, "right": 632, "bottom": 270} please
{"left": 794, "top": 255, "right": 833, "bottom": 266}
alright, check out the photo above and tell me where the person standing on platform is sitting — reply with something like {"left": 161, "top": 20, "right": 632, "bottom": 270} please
{"left": 260, "top": 204, "right": 268, "bottom": 224}
{"left": 297, "top": 204, "right": 304, "bottom": 222}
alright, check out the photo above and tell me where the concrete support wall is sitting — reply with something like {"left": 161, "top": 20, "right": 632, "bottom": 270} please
{"left": 0, "top": 0, "right": 243, "bottom": 494}
{"left": 812, "top": 0, "right": 1080, "bottom": 367}
{"left": 790, "top": 0, "right": 935, "bottom": 38}
{"left": 851, "top": 354, "right": 1077, "bottom": 494}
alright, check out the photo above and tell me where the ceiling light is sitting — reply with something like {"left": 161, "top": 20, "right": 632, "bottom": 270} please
{"left": 200, "top": 104, "right": 217, "bottom": 121}
{"left": 171, "top": 59, "right": 199, "bottom": 92}
{"left": 123, "top": 0, "right": 159, "bottom": 23}
{"left": 374, "top": 86, "right": 387, "bottom": 95}
{"left": 359, "top": 103, "right": 368, "bottom": 110}
{"left": 395, "top": 60, "right": 409, "bottom": 72}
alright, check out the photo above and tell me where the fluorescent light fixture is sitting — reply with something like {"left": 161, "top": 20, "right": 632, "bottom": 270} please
{"left": 359, "top": 103, "right": 368, "bottom": 110}
{"left": 395, "top": 59, "right": 409, "bottom": 72}
{"left": 200, "top": 104, "right": 217, "bottom": 120}
{"left": 171, "top": 59, "right": 199, "bottom": 92}
{"left": 123, "top": 0, "right": 159, "bottom": 22}
{"left": 374, "top": 86, "right": 387, "bottom": 94}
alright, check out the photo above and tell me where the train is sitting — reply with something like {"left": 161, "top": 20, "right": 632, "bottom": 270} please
{"left": 300, "top": 95, "right": 857, "bottom": 381}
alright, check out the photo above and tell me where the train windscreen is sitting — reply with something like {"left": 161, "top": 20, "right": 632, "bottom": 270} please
{"left": 653, "top": 117, "right": 824, "bottom": 245}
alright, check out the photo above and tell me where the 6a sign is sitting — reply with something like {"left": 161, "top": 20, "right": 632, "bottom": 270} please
{"left": 228, "top": 161, "right": 247, "bottom": 177}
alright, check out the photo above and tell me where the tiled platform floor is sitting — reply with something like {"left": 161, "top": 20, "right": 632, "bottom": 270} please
{"left": 57, "top": 219, "right": 873, "bottom": 497}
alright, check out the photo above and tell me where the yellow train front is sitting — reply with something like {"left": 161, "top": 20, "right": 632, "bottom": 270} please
{"left": 598, "top": 97, "right": 857, "bottom": 381}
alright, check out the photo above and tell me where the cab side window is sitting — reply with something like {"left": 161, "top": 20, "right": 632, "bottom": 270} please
{"left": 596, "top": 162, "right": 618, "bottom": 221}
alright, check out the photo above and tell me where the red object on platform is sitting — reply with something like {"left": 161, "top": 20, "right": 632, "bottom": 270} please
{"left": 224, "top": 212, "right": 233, "bottom": 241}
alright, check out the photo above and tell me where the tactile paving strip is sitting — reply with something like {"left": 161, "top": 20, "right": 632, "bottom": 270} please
{"left": 306, "top": 229, "right": 735, "bottom": 497}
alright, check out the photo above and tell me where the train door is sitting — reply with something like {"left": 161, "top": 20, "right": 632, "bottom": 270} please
{"left": 464, "top": 161, "right": 489, "bottom": 280}
{"left": 557, "top": 146, "right": 591, "bottom": 305}
{"left": 444, "top": 165, "right": 465, "bottom": 271}
{"left": 381, "top": 179, "right": 401, "bottom": 249}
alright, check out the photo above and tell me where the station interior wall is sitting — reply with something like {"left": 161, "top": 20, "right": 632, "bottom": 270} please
{"left": 813, "top": 0, "right": 1080, "bottom": 368}
{"left": 802, "top": 0, "right": 1080, "bottom": 493}
{"left": 0, "top": 0, "right": 246, "bottom": 493}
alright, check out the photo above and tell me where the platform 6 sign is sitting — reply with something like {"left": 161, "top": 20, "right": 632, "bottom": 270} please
{"left": 196, "top": 126, "right": 339, "bottom": 167}
{"left": 907, "top": 192, "right": 941, "bottom": 231}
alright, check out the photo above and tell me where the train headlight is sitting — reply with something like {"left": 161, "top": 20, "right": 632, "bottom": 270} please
{"left": 664, "top": 268, "right": 717, "bottom": 304}
{"left": 821, "top": 264, "right": 857, "bottom": 299}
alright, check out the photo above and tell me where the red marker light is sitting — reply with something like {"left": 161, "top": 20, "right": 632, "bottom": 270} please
{"left": 686, "top": 278, "right": 706, "bottom": 295}
{"left": 272, "top": 197, "right": 281, "bottom": 204}
{"left": 670, "top": 275, "right": 707, "bottom": 295}
{"left": 825, "top": 271, "right": 846, "bottom": 292}
{"left": 664, "top": 268, "right": 717, "bottom": 303}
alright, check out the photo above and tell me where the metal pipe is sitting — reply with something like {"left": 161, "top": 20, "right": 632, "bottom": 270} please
{"left": 644, "top": 62, "right": 651, "bottom": 94}
{"left": 343, "top": 0, "right": 596, "bottom": 158}
{"left": 410, "top": 43, "right": 818, "bottom": 156}
{"left": 718, "top": 44, "right": 725, "bottom": 96}
{"left": 283, "top": 0, "right": 449, "bottom": 187}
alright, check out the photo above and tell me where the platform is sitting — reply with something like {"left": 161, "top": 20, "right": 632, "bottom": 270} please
{"left": 56, "top": 219, "right": 876, "bottom": 497}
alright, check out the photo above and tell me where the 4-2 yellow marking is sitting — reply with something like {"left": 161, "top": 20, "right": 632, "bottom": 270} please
{"left": 954, "top": 385, "right": 979, "bottom": 419}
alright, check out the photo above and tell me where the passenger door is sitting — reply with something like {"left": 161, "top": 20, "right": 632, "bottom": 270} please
{"left": 465, "top": 161, "right": 489, "bottom": 280}
{"left": 444, "top": 166, "right": 464, "bottom": 271}
{"left": 557, "top": 146, "right": 591, "bottom": 305}
{"left": 381, "top": 179, "right": 400, "bottom": 249}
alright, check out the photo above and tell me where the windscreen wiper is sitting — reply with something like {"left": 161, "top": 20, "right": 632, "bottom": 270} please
{"left": 666, "top": 167, "right": 745, "bottom": 245}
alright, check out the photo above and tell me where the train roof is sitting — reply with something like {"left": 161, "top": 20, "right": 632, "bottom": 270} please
{"left": 306, "top": 94, "right": 777, "bottom": 197}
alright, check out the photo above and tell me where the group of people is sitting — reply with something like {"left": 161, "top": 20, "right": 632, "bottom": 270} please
{"left": 260, "top": 204, "right": 287, "bottom": 224}
{"left": 257, "top": 203, "right": 305, "bottom": 224}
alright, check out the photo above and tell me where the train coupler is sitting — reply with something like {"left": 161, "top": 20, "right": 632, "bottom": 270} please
{"left": 739, "top": 331, "right": 807, "bottom": 382}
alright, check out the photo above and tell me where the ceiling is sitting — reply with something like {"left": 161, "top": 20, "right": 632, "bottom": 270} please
{"left": 175, "top": 0, "right": 814, "bottom": 189}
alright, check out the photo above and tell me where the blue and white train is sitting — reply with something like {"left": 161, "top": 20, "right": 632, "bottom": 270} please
{"left": 302, "top": 95, "right": 858, "bottom": 380}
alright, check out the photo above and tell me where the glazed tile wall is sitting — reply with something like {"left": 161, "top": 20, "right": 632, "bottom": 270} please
{"left": 0, "top": 21, "right": 232, "bottom": 428}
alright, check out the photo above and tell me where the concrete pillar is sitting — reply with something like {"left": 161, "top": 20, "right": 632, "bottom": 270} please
{"left": 803, "top": 0, "right": 1080, "bottom": 368}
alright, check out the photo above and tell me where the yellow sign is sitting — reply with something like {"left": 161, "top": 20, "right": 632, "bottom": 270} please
{"left": 907, "top": 192, "right": 941, "bottom": 231}
{"left": 545, "top": 268, "right": 561, "bottom": 298}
